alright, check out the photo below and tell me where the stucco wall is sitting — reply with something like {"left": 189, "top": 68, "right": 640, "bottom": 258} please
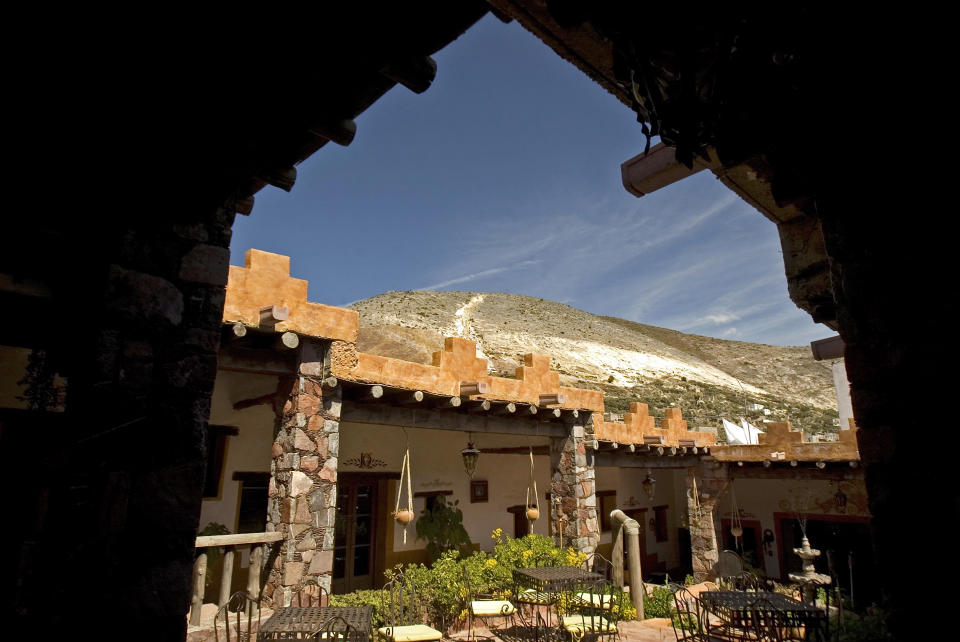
{"left": 339, "top": 421, "right": 553, "bottom": 560}
{"left": 200, "top": 370, "right": 276, "bottom": 535}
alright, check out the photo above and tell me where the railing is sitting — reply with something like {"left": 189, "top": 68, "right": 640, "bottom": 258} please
{"left": 609, "top": 509, "right": 645, "bottom": 619}
{"left": 190, "top": 531, "right": 284, "bottom": 625}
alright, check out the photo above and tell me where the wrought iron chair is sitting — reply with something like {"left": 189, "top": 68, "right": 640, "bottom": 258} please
{"left": 716, "top": 550, "right": 745, "bottom": 590}
{"left": 572, "top": 553, "right": 616, "bottom": 612}
{"left": 671, "top": 585, "right": 707, "bottom": 642}
{"left": 313, "top": 615, "right": 360, "bottom": 642}
{"left": 463, "top": 563, "right": 517, "bottom": 641}
{"left": 562, "top": 560, "right": 623, "bottom": 642}
{"left": 292, "top": 579, "right": 331, "bottom": 607}
{"left": 377, "top": 571, "right": 444, "bottom": 642}
{"left": 214, "top": 591, "right": 262, "bottom": 642}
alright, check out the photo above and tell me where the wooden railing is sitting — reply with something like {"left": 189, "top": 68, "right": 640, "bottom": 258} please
{"left": 189, "top": 531, "right": 284, "bottom": 625}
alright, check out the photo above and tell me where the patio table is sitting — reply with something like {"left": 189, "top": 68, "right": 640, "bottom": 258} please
{"left": 699, "top": 591, "right": 826, "bottom": 641}
{"left": 512, "top": 566, "right": 605, "bottom": 594}
{"left": 257, "top": 605, "right": 374, "bottom": 641}
{"left": 512, "top": 567, "right": 605, "bottom": 642}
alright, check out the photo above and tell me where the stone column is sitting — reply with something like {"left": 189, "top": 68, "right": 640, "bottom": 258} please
{"left": 264, "top": 339, "right": 340, "bottom": 606}
{"left": 550, "top": 412, "right": 599, "bottom": 556}
{"left": 687, "top": 461, "right": 728, "bottom": 581}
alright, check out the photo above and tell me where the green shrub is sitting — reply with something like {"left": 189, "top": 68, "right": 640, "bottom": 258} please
{"left": 329, "top": 589, "right": 389, "bottom": 630}
{"left": 643, "top": 586, "right": 674, "bottom": 619}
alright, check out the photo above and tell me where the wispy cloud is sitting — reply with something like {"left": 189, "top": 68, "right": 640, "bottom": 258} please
{"left": 420, "top": 260, "right": 540, "bottom": 290}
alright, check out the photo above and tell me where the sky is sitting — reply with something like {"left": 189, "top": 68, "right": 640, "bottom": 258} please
{"left": 230, "top": 14, "right": 831, "bottom": 348}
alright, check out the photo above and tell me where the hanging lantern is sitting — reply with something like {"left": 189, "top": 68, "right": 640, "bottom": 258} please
{"left": 642, "top": 470, "right": 656, "bottom": 500}
{"left": 834, "top": 487, "right": 848, "bottom": 513}
{"left": 730, "top": 481, "right": 743, "bottom": 538}
{"left": 461, "top": 434, "right": 480, "bottom": 478}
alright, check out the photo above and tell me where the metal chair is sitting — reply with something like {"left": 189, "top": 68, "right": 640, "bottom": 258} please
{"left": 313, "top": 615, "right": 360, "bottom": 642}
{"left": 214, "top": 591, "right": 262, "bottom": 642}
{"left": 716, "top": 550, "right": 745, "bottom": 590}
{"left": 671, "top": 585, "right": 707, "bottom": 642}
{"left": 563, "top": 563, "right": 623, "bottom": 642}
{"left": 463, "top": 563, "right": 517, "bottom": 642}
{"left": 377, "top": 571, "right": 444, "bottom": 642}
{"left": 514, "top": 557, "right": 559, "bottom": 625}
{"left": 572, "top": 553, "right": 616, "bottom": 612}
{"left": 292, "top": 579, "right": 330, "bottom": 607}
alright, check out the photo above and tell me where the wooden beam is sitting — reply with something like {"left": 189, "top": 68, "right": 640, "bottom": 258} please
{"left": 259, "top": 305, "right": 290, "bottom": 327}
{"left": 260, "top": 166, "right": 297, "bottom": 192}
{"left": 235, "top": 195, "right": 254, "bottom": 216}
{"left": 218, "top": 346, "right": 296, "bottom": 376}
{"left": 459, "top": 381, "right": 489, "bottom": 396}
{"left": 479, "top": 446, "right": 550, "bottom": 456}
{"left": 231, "top": 322, "right": 247, "bottom": 338}
{"left": 539, "top": 393, "right": 566, "bottom": 405}
{"left": 381, "top": 56, "right": 438, "bottom": 94}
{"left": 369, "top": 385, "right": 384, "bottom": 400}
{"left": 276, "top": 331, "right": 299, "bottom": 350}
{"left": 321, "top": 377, "right": 339, "bottom": 390}
{"left": 196, "top": 532, "right": 284, "bottom": 547}
{"left": 519, "top": 403, "right": 538, "bottom": 416}
{"left": 340, "top": 402, "right": 567, "bottom": 437}
{"left": 594, "top": 452, "right": 703, "bottom": 469}
{"left": 493, "top": 402, "right": 516, "bottom": 416}
{"left": 309, "top": 119, "right": 357, "bottom": 147}
{"left": 431, "top": 395, "right": 461, "bottom": 409}
{"left": 467, "top": 399, "right": 491, "bottom": 413}
{"left": 233, "top": 392, "right": 278, "bottom": 411}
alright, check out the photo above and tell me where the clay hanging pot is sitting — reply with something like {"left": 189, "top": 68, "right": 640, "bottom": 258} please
{"left": 731, "top": 525, "right": 743, "bottom": 537}
{"left": 526, "top": 507, "right": 540, "bottom": 521}
{"left": 394, "top": 509, "right": 415, "bottom": 525}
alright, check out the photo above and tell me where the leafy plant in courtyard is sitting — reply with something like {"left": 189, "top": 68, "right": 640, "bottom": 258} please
{"left": 643, "top": 586, "right": 675, "bottom": 618}
{"left": 415, "top": 496, "right": 472, "bottom": 562}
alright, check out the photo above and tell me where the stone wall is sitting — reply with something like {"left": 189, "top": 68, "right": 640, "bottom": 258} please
{"left": 264, "top": 340, "right": 341, "bottom": 606}
{"left": 550, "top": 414, "right": 600, "bottom": 555}
{"left": 3, "top": 210, "right": 235, "bottom": 639}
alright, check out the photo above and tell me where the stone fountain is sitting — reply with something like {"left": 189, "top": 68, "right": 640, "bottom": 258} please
{"left": 788, "top": 536, "right": 832, "bottom": 604}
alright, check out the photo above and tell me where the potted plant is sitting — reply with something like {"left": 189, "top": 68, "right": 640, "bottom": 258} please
{"left": 415, "top": 496, "right": 472, "bottom": 562}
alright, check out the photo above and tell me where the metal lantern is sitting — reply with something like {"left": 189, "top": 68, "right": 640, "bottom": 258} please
{"left": 461, "top": 440, "right": 480, "bottom": 478}
{"left": 642, "top": 471, "right": 656, "bottom": 500}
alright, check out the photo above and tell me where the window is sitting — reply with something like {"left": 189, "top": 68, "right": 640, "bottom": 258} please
{"left": 203, "top": 425, "right": 237, "bottom": 498}
{"left": 233, "top": 472, "right": 270, "bottom": 533}
{"left": 653, "top": 505, "right": 669, "bottom": 542}
{"left": 597, "top": 491, "right": 617, "bottom": 531}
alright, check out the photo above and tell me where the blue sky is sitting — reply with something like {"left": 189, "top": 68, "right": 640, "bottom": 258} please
{"left": 230, "top": 14, "right": 830, "bottom": 347}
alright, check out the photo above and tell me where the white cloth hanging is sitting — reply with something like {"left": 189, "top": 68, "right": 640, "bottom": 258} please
{"left": 722, "top": 418, "right": 748, "bottom": 444}
{"left": 740, "top": 418, "right": 762, "bottom": 445}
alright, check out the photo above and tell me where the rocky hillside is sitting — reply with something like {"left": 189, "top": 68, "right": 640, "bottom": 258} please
{"left": 348, "top": 291, "right": 839, "bottom": 435}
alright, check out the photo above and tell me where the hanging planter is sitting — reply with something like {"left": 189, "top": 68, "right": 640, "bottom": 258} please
{"left": 525, "top": 447, "right": 539, "bottom": 527}
{"left": 393, "top": 443, "right": 414, "bottom": 542}
{"left": 730, "top": 481, "right": 743, "bottom": 539}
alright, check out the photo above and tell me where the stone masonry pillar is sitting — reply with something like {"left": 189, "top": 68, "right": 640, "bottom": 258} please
{"left": 550, "top": 412, "right": 599, "bottom": 556}
{"left": 687, "top": 461, "right": 728, "bottom": 581}
{"left": 265, "top": 339, "right": 340, "bottom": 606}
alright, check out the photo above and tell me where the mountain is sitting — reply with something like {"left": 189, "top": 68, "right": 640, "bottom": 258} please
{"left": 348, "top": 291, "right": 839, "bottom": 434}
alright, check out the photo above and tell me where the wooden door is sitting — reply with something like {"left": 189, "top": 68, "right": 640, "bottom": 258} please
{"left": 332, "top": 476, "right": 378, "bottom": 593}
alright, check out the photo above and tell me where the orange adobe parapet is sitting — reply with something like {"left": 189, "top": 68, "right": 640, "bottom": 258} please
{"left": 711, "top": 420, "right": 860, "bottom": 462}
{"left": 593, "top": 403, "right": 716, "bottom": 448}
{"left": 223, "top": 249, "right": 358, "bottom": 342}
{"left": 341, "top": 337, "right": 605, "bottom": 410}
